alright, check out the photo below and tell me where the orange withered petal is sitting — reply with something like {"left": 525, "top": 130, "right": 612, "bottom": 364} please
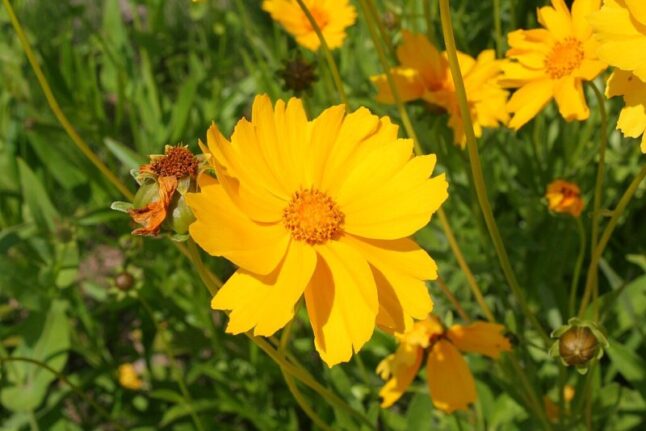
{"left": 129, "top": 176, "right": 178, "bottom": 236}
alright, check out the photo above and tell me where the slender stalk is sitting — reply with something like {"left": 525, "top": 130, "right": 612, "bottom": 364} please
{"left": 279, "top": 319, "right": 333, "bottom": 431}
{"left": 569, "top": 217, "right": 586, "bottom": 316}
{"left": 589, "top": 83, "right": 608, "bottom": 256}
{"left": 438, "top": 0, "right": 549, "bottom": 345}
{"left": 139, "top": 297, "right": 206, "bottom": 431}
{"left": 507, "top": 352, "right": 553, "bottom": 430}
{"left": 360, "top": 0, "right": 493, "bottom": 324}
{"left": 358, "top": 0, "right": 423, "bottom": 155}
{"left": 492, "top": 0, "right": 503, "bottom": 56}
{"left": 2, "top": 0, "right": 133, "bottom": 200}
{"left": 579, "top": 165, "right": 646, "bottom": 316}
{"left": 366, "top": 0, "right": 394, "bottom": 57}
{"left": 436, "top": 274, "right": 470, "bottom": 322}
{"left": 294, "top": 0, "right": 348, "bottom": 105}
{"left": 423, "top": 0, "right": 439, "bottom": 46}
{"left": 0, "top": 356, "right": 126, "bottom": 431}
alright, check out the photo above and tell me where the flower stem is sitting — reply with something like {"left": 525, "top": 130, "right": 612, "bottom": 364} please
{"left": 139, "top": 297, "right": 206, "bottom": 431}
{"left": 492, "top": 0, "right": 503, "bottom": 56}
{"left": 2, "top": 0, "right": 133, "bottom": 200}
{"left": 578, "top": 165, "right": 646, "bottom": 316}
{"left": 438, "top": 0, "right": 549, "bottom": 345}
{"left": 294, "top": 0, "right": 348, "bottom": 105}
{"left": 569, "top": 217, "right": 587, "bottom": 316}
{"left": 436, "top": 274, "right": 470, "bottom": 322}
{"left": 0, "top": 356, "right": 126, "bottom": 431}
{"left": 589, "top": 83, "right": 608, "bottom": 257}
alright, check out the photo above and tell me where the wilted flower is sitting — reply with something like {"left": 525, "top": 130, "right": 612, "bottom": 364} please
{"left": 112, "top": 145, "right": 208, "bottom": 240}
{"left": 277, "top": 53, "right": 318, "bottom": 94}
{"left": 545, "top": 179, "right": 584, "bottom": 217}
{"left": 187, "top": 95, "right": 448, "bottom": 366}
{"left": 371, "top": 31, "right": 509, "bottom": 147}
{"left": 501, "top": 0, "right": 607, "bottom": 130}
{"left": 378, "top": 316, "right": 511, "bottom": 413}
{"left": 262, "top": 0, "right": 357, "bottom": 51}
{"left": 549, "top": 318, "right": 609, "bottom": 374}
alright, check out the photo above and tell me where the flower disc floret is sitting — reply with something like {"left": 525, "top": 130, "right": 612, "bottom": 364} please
{"left": 283, "top": 189, "right": 344, "bottom": 244}
{"left": 545, "top": 37, "right": 585, "bottom": 79}
{"left": 151, "top": 146, "right": 199, "bottom": 178}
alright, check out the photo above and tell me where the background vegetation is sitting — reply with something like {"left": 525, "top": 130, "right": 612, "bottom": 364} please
{"left": 0, "top": 0, "right": 645, "bottom": 429}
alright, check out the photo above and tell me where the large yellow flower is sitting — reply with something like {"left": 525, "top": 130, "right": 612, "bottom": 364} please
{"left": 187, "top": 95, "right": 448, "bottom": 366}
{"left": 501, "top": 0, "right": 607, "bottom": 130}
{"left": 371, "top": 31, "right": 509, "bottom": 147}
{"left": 590, "top": 1, "right": 646, "bottom": 153}
{"left": 377, "top": 316, "right": 511, "bottom": 413}
{"left": 262, "top": 0, "right": 356, "bottom": 51}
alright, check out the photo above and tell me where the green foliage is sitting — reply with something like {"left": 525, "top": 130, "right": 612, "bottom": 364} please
{"left": 0, "top": 0, "right": 645, "bottom": 430}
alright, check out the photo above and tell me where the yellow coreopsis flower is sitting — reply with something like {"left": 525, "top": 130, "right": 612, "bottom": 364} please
{"left": 590, "top": 1, "right": 646, "bottom": 153}
{"left": 501, "top": 0, "right": 607, "bottom": 130}
{"left": 378, "top": 316, "right": 511, "bottom": 413}
{"left": 187, "top": 95, "right": 449, "bottom": 366}
{"left": 118, "top": 363, "right": 143, "bottom": 391}
{"left": 545, "top": 179, "right": 585, "bottom": 217}
{"left": 262, "top": 0, "right": 357, "bottom": 51}
{"left": 371, "top": 31, "right": 509, "bottom": 147}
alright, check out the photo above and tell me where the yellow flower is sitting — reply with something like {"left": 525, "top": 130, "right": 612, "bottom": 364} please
{"left": 589, "top": 0, "right": 646, "bottom": 82}
{"left": 187, "top": 95, "right": 448, "bottom": 366}
{"left": 371, "top": 31, "right": 509, "bottom": 147}
{"left": 118, "top": 363, "right": 143, "bottom": 390}
{"left": 546, "top": 179, "right": 585, "bottom": 217}
{"left": 605, "top": 70, "right": 646, "bottom": 153}
{"left": 262, "top": 0, "right": 357, "bottom": 51}
{"left": 501, "top": 0, "right": 607, "bottom": 130}
{"left": 378, "top": 316, "right": 511, "bottom": 413}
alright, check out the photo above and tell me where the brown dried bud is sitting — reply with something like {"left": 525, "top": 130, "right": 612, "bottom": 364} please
{"left": 558, "top": 326, "right": 599, "bottom": 366}
{"left": 277, "top": 55, "right": 317, "bottom": 95}
{"left": 114, "top": 271, "right": 135, "bottom": 291}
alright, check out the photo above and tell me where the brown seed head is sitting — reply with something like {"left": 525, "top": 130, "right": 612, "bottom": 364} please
{"left": 151, "top": 147, "right": 198, "bottom": 178}
{"left": 115, "top": 271, "right": 135, "bottom": 291}
{"left": 559, "top": 326, "right": 598, "bottom": 366}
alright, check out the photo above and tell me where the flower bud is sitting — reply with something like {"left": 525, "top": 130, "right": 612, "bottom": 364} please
{"left": 549, "top": 318, "right": 609, "bottom": 373}
{"left": 277, "top": 54, "right": 317, "bottom": 95}
{"left": 114, "top": 271, "right": 135, "bottom": 291}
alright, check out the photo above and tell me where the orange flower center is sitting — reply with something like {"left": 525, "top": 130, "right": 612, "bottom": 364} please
{"left": 545, "top": 38, "right": 584, "bottom": 79}
{"left": 282, "top": 189, "right": 344, "bottom": 245}
{"left": 302, "top": 6, "right": 329, "bottom": 31}
{"left": 151, "top": 147, "right": 198, "bottom": 178}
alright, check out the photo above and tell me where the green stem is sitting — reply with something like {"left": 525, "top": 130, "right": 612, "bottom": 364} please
{"left": 139, "top": 297, "right": 206, "bottom": 431}
{"left": 438, "top": 0, "right": 549, "bottom": 345}
{"left": 569, "top": 217, "right": 586, "bottom": 316}
{"left": 492, "top": 0, "right": 503, "bottom": 56}
{"left": 423, "top": 0, "right": 439, "bottom": 46}
{"left": 0, "top": 356, "right": 125, "bottom": 431}
{"left": 579, "top": 165, "right": 646, "bottom": 316}
{"left": 589, "top": 83, "right": 608, "bottom": 256}
{"left": 2, "top": 0, "right": 133, "bottom": 200}
{"left": 294, "top": 0, "right": 348, "bottom": 105}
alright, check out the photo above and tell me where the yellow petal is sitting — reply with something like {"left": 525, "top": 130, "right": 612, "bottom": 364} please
{"left": 571, "top": 0, "right": 600, "bottom": 40}
{"left": 304, "top": 240, "right": 378, "bottom": 366}
{"left": 378, "top": 344, "right": 423, "bottom": 408}
{"left": 447, "top": 321, "right": 512, "bottom": 358}
{"left": 507, "top": 79, "right": 554, "bottom": 130}
{"left": 307, "top": 104, "right": 348, "bottom": 187}
{"left": 397, "top": 31, "right": 449, "bottom": 89}
{"left": 342, "top": 155, "right": 449, "bottom": 239}
{"left": 186, "top": 183, "right": 289, "bottom": 275}
{"left": 211, "top": 240, "right": 316, "bottom": 336}
{"left": 426, "top": 340, "right": 477, "bottom": 413}
{"left": 342, "top": 235, "right": 436, "bottom": 326}
{"left": 370, "top": 67, "right": 426, "bottom": 104}
{"left": 537, "top": 0, "right": 573, "bottom": 40}
{"left": 553, "top": 76, "right": 589, "bottom": 121}
{"left": 626, "top": 0, "right": 646, "bottom": 26}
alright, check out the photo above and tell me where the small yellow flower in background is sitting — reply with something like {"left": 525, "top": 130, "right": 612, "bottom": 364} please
{"left": 187, "top": 95, "right": 448, "bottom": 366}
{"left": 501, "top": 0, "right": 606, "bottom": 130}
{"left": 590, "top": 1, "right": 646, "bottom": 153}
{"left": 546, "top": 180, "right": 585, "bottom": 217}
{"left": 378, "top": 316, "right": 511, "bottom": 413}
{"left": 262, "top": 0, "right": 357, "bottom": 51}
{"left": 371, "top": 31, "right": 509, "bottom": 147}
{"left": 544, "top": 384, "right": 576, "bottom": 422}
{"left": 118, "top": 363, "right": 143, "bottom": 390}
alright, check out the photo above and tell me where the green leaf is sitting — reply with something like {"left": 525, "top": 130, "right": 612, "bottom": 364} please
{"left": 104, "top": 138, "right": 146, "bottom": 171}
{"left": 17, "top": 158, "right": 59, "bottom": 232}
{"left": 405, "top": 393, "right": 434, "bottom": 431}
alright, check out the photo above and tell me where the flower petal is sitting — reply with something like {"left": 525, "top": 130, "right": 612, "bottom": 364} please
{"left": 537, "top": 0, "right": 573, "bottom": 40}
{"left": 447, "top": 321, "right": 512, "bottom": 359}
{"left": 553, "top": 76, "right": 589, "bottom": 121}
{"left": 342, "top": 155, "right": 448, "bottom": 239}
{"left": 426, "top": 340, "right": 477, "bottom": 413}
{"left": 507, "top": 78, "right": 554, "bottom": 130}
{"left": 211, "top": 240, "right": 316, "bottom": 336}
{"left": 187, "top": 182, "right": 289, "bottom": 275}
{"left": 371, "top": 67, "right": 426, "bottom": 104}
{"left": 378, "top": 344, "right": 423, "bottom": 408}
{"left": 304, "top": 240, "right": 378, "bottom": 366}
